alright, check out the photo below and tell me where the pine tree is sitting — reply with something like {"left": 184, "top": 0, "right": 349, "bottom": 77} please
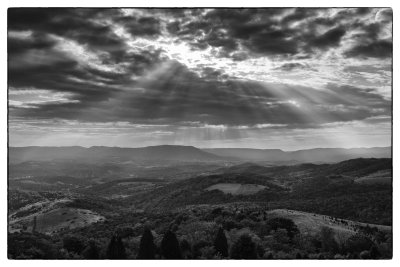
{"left": 161, "top": 230, "right": 181, "bottom": 259}
{"left": 62, "top": 234, "right": 85, "bottom": 254}
{"left": 180, "top": 239, "right": 192, "bottom": 259}
{"left": 32, "top": 216, "right": 37, "bottom": 233}
{"left": 137, "top": 228, "right": 156, "bottom": 259}
{"left": 213, "top": 227, "right": 228, "bottom": 257}
{"left": 82, "top": 240, "right": 100, "bottom": 259}
{"left": 116, "top": 236, "right": 126, "bottom": 259}
{"left": 106, "top": 236, "right": 117, "bottom": 259}
{"left": 106, "top": 235, "right": 126, "bottom": 259}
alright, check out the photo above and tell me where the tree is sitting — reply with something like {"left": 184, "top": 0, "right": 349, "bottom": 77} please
{"left": 266, "top": 217, "right": 299, "bottom": 239}
{"left": 213, "top": 227, "right": 228, "bottom": 257}
{"left": 32, "top": 216, "right": 37, "bottom": 233}
{"left": 230, "top": 234, "right": 257, "bottom": 259}
{"left": 82, "top": 240, "right": 100, "bottom": 259}
{"left": 345, "top": 233, "right": 374, "bottom": 254}
{"left": 161, "top": 230, "right": 181, "bottom": 259}
{"left": 106, "top": 235, "right": 126, "bottom": 259}
{"left": 137, "top": 228, "right": 156, "bottom": 259}
{"left": 62, "top": 234, "right": 85, "bottom": 255}
{"left": 8, "top": 232, "right": 59, "bottom": 259}
{"left": 319, "top": 226, "right": 339, "bottom": 253}
{"left": 116, "top": 236, "right": 127, "bottom": 259}
{"left": 192, "top": 240, "right": 210, "bottom": 259}
{"left": 360, "top": 250, "right": 371, "bottom": 259}
{"left": 180, "top": 239, "right": 192, "bottom": 259}
{"left": 369, "top": 245, "right": 381, "bottom": 259}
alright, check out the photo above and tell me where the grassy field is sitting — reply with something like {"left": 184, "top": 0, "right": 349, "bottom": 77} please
{"left": 268, "top": 209, "right": 391, "bottom": 239}
{"left": 9, "top": 204, "right": 105, "bottom": 235}
{"left": 205, "top": 183, "right": 266, "bottom": 195}
{"left": 34, "top": 207, "right": 105, "bottom": 234}
{"left": 355, "top": 169, "right": 392, "bottom": 184}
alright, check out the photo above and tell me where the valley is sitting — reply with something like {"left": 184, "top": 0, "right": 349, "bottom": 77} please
{"left": 7, "top": 145, "right": 392, "bottom": 259}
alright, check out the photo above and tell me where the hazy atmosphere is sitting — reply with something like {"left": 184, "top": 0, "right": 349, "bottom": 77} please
{"left": 8, "top": 8, "right": 392, "bottom": 150}
{"left": 7, "top": 8, "right": 393, "bottom": 260}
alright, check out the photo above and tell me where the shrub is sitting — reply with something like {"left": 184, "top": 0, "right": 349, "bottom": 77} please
{"left": 82, "top": 240, "right": 100, "bottom": 259}
{"left": 62, "top": 234, "right": 86, "bottom": 255}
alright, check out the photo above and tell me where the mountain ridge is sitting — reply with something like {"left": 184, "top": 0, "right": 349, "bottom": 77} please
{"left": 8, "top": 145, "right": 222, "bottom": 164}
{"left": 8, "top": 145, "right": 391, "bottom": 164}
{"left": 204, "top": 146, "right": 391, "bottom": 163}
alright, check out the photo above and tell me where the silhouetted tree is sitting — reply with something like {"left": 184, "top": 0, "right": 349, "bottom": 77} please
{"left": 180, "top": 239, "right": 192, "bottom": 259}
{"left": 369, "top": 245, "right": 381, "bottom": 259}
{"left": 106, "top": 236, "right": 116, "bottom": 258}
{"left": 32, "top": 216, "right": 37, "bottom": 233}
{"left": 116, "top": 236, "right": 127, "bottom": 259}
{"left": 106, "top": 235, "right": 126, "bottom": 259}
{"left": 230, "top": 234, "right": 257, "bottom": 259}
{"left": 82, "top": 240, "right": 100, "bottom": 259}
{"left": 137, "top": 228, "right": 156, "bottom": 259}
{"left": 62, "top": 234, "right": 85, "bottom": 254}
{"left": 213, "top": 227, "right": 228, "bottom": 257}
{"left": 161, "top": 230, "right": 181, "bottom": 259}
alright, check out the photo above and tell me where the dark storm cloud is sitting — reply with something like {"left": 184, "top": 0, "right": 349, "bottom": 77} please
{"left": 343, "top": 20, "right": 392, "bottom": 59}
{"left": 8, "top": 9, "right": 127, "bottom": 56}
{"left": 344, "top": 40, "right": 392, "bottom": 58}
{"left": 8, "top": 46, "right": 165, "bottom": 102}
{"left": 280, "top": 8, "right": 318, "bottom": 24}
{"left": 8, "top": 8, "right": 168, "bottom": 103}
{"left": 114, "top": 16, "right": 161, "bottom": 37}
{"left": 246, "top": 30, "right": 299, "bottom": 55}
{"left": 8, "top": 32, "right": 56, "bottom": 55}
{"left": 309, "top": 26, "right": 346, "bottom": 49}
{"left": 274, "top": 63, "right": 316, "bottom": 72}
{"left": 165, "top": 9, "right": 298, "bottom": 57}
{"left": 342, "top": 9, "right": 392, "bottom": 59}
{"left": 377, "top": 8, "right": 393, "bottom": 23}
{"left": 11, "top": 59, "right": 390, "bottom": 128}
{"left": 8, "top": 8, "right": 392, "bottom": 133}
{"left": 164, "top": 8, "right": 391, "bottom": 59}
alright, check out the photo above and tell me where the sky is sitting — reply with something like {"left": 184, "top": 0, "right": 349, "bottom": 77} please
{"left": 8, "top": 8, "right": 392, "bottom": 150}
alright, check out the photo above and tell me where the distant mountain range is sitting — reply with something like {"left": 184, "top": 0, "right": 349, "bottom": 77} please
{"left": 8, "top": 145, "right": 221, "bottom": 164}
{"left": 9, "top": 145, "right": 391, "bottom": 164}
{"left": 204, "top": 147, "right": 391, "bottom": 163}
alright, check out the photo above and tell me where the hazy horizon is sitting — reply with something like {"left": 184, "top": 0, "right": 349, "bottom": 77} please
{"left": 8, "top": 144, "right": 391, "bottom": 152}
{"left": 8, "top": 8, "right": 392, "bottom": 150}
